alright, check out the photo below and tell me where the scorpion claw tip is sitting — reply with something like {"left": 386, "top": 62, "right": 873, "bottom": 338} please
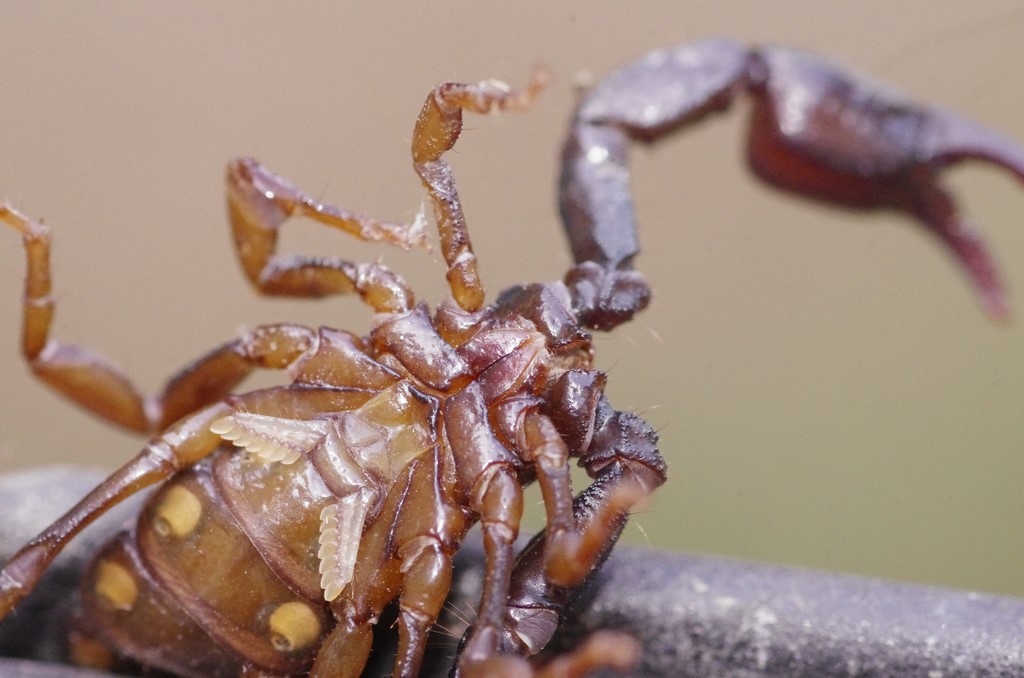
{"left": 956, "top": 247, "right": 1010, "bottom": 323}
{"left": 979, "top": 289, "right": 1010, "bottom": 324}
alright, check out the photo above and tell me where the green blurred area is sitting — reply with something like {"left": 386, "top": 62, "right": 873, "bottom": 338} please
{"left": 0, "top": 2, "right": 1021, "bottom": 596}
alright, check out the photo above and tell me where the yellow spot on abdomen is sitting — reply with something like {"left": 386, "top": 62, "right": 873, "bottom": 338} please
{"left": 94, "top": 560, "right": 138, "bottom": 611}
{"left": 153, "top": 485, "right": 203, "bottom": 537}
{"left": 269, "top": 601, "right": 322, "bottom": 653}
{"left": 67, "top": 629, "right": 117, "bottom": 669}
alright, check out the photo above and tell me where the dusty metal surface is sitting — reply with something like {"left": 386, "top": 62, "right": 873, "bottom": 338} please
{"left": 540, "top": 547, "right": 1024, "bottom": 676}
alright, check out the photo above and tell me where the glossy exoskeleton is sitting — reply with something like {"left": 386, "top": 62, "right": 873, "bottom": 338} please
{"left": 1, "top": 37, "right": 1022, "bottom": 677}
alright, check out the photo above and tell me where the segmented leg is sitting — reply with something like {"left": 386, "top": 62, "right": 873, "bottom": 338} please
{"left": 391, "top": 448, "right": 467, "bottom": 678}
{"left": 457, "top": 465, "right": 525, "bottom": 667}
{"left": 444, "top": 367, "right": 656, "bottom": 671}
{"left": 476, "top": 399, "right": 665, "bottom": 662}
{"left": 1, "top": 204, "right": 327, "bottom": 432}
{"left": 226, "top": 158, "right": 418, "bottom": 312}
{"left": 450, "top": 466, "right": 651, "bottom": 677}
{"left": 0, "top": 330, "right": 336, "bottom": 620}
{"left": 412, "top": 70, "right": 548, "bottom": 312}
{"left": 546, "top": 399, "right": 665, "bottom": 591}
{"left": 393, "top": 539, "right": 453, "bottom": 677}
{"left": 521, "top": 412, "right": 577, "bottom": 584}
{"left": 0, "top": 403, "right": 229, "bottom": 618}
{"left": 520, "top": 411, "right": 650, "bottom": 589}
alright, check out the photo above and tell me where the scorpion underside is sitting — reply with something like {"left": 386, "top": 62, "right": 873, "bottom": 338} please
{"left": 1, "top": 37, "right": 1022, "bottom": 677}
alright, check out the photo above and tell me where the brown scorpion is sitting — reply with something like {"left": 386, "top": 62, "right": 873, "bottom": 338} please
{"left": 1, "top": 37, "right": 1022, "bottom": 677}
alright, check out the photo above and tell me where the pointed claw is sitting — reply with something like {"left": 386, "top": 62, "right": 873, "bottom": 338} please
{"left": 905, "top": 178, "right": 1009, "bottom": 321}
{"left": 913, "top": 110, "right": 1024, "bottom": 320}
{"left": 928, "top": 219, "right": 1008, "bottom": 321}
{"left": 922, "top": 109, "right": 1024, "bottom": 185}
{"left": 743, "top": 46, "right": 1024, "bottom": 318}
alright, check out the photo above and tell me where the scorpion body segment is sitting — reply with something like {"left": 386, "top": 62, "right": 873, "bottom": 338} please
{"left": 2, "top": 37, "right": 1023, "bottom": 677}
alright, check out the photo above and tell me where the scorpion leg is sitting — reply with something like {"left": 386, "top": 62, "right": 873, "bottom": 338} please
{"left": 226, "top": 158, "right": 417, "bottom": 312}
{"left": 411, "top": 71, "right": 548, "bottom": 312}
{"left": 456, "top": 464, "right": 526, "bottom": 667}
{"left": 520, "top": 412, "right": 577, "bottom": 585}
{"left": 450, "top": 411, "right": 647, "bottom": 677}
{"left": 451, "top": 468, "right": 648, "bottom": 677}
{"left": 2, "top": 203, "right": 329, "bottom": 432}
{"left": 390, "top": 449, "right": 468, "bottom": 678}
{"left": 441, "top": 381, "right": 532, "bottom": 669}
{"left": 0, "top": 326, "right": 333, "bottom": 621}
{"left": 520, "top": 411, "right": 650, "bottom": 590}
{"left": 393, "top": 538, "right": 454, "bottom": 678}
{"left": 0, "top": 402, "right": 229, "bottom": 619}
{"left": 487, "top": 398, "right": 665, "bottom": 661}
{"left": 232, "top": 65, "right": 549, "bottom": 318}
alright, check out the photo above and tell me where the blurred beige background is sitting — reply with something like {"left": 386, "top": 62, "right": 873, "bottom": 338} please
{"left": 0, "top": 3, "right": 1021, "bottom": 597}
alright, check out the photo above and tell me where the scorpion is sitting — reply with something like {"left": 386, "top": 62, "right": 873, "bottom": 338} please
{"left": 1, "top": 37, "right": 1022, "bottom": 677}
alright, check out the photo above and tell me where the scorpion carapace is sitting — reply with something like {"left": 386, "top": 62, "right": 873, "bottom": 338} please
{"left": 1, "top": 37, "right": 1022, "bottom": 678}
